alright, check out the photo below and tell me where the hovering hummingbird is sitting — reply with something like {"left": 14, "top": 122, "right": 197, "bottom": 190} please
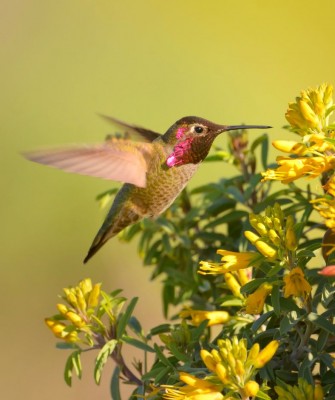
{"left": 24, "top": 115, "right": 271, "bottom": 263}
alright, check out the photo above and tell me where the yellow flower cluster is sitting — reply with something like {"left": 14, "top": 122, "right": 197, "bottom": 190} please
{"left": 285, "top": 83, "right": 333, "bottom": 134}
{"left": 246, "top": 203, "right": 298, "bottom": 259}
{"left": 262, "top": 83, "right": 335, "bottom": 184}
{"left": 311, "top": 197, "right": 335, "bottom": 229}
{"left": 45, "top": 278, "right": 101, "bottom": 345}
{"left": 161, "top": 337, "right": 279, "bottom": 399}
{"left": 262, "top": 155, "right": 335, "bottom": 184}
{"left": 275, "top": 378, "right": 323, "bottom": 400}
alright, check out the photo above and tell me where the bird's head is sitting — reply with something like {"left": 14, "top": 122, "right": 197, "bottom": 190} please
{"left": 163, "top": 116, "right": 271, "bottom": 167}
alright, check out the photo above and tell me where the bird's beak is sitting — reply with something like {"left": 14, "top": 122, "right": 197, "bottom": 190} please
{"left": 224, "top": 124, "right": 272, "bottom": 132}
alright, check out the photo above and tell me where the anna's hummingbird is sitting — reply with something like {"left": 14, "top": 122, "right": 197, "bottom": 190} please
{"left": 25, "top": 116, "right": 270, "bottom": 263}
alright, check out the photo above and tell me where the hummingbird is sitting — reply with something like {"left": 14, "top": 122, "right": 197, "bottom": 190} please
{"left": 24, "top": 115, "right": 271, "bottom": 263}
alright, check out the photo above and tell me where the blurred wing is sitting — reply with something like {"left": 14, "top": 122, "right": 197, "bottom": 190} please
{"left": 99, "top": 114, "right": 161, "bottom": 142}
{"left": 23, "top": 140, "right": 154, "bottom": 188}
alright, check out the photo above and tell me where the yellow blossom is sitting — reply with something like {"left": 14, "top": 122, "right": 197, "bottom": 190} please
{"left": 245, "top": 283, "right": 273, "bottom": 314}
{"left": 285, "top": 214, "right": 298, "bottom": 251}
{"left": 285, "top": 83, "right": 333, "bottom": 134}
{"left": 199, "top": 337, "right": 278, "bottom": 396}
{"left": 272, "top": 140, "right": 308, "bottom": 155}
{"left": 179, "top": 309, "right": 230, "bottom": 327}
{"left": 244, "top": 231, "right": 277, "bottom": 259}
{"left": 45, "top": 319, "right": 79, "bottom": 342}
{"left": 242, "top": 381, "right": 259, "bottom": 397}
{"left": 224, "top": 272, "right": 243, "bottom": 299}
{"left": 162, "top": 372, "right": 224, "bottom": 400}
{"left": 283, "top": 267, "right": 312, "bottom": 299}
{"left": 198, "top": 250, "right": 257, "bottom": 275}
{"left": 312, "top": 197, "right": 335, "bottom": 230}
{"left": 323, "top": 173, "right": 335, "bottom": 197}
{"left": 314, "top": 384, "right": 324, "bottom": 400}
{"left": 253, "top": 340, "right": 279, "bottom": 368}
{"left": 262, "top": 155, "right": 335, "bottom": 183}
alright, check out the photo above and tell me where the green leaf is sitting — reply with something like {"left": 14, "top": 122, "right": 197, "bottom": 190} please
{"left": 163, "top": 284, "right": 175, "bottom": 318}
{"left": 256, "top": 390, "right": 272, "bottom": 400}
{"left": 319, "top": 353, "right": 335, "bottom": 370}
{"left": 308, "top": 312, "right": 335, "bottom": 335}
{"left": 64, "top": 350, "right": 82, "bottom": 387}
{"left": 298, "top": 355, "right": 314, "bottom": 384}
{"left": 116, "top": 297, "right": 138, "bottom": 339}
{"left": 128, "top": 316, "right": 143, "bottom": 337}
{"left": 96, "top": 188, "right": 118, "bottom": 201}
{"left": 149, "top": 324, "right": 172, "bottom": 337}
{"left": 153, "top": 343, "right": 175, "bottom": 370}
{"left": 94, "top": 340, "right": 118, "bottom": 384}
{"left": 250, "top": 133, "right": 269, "bottom": 170}
{"left": 240, "top": 278, "right": 269, "bottom": 294}
{"left": 122, "top": 336, "right": 155, "bottom": 353}
{"left": 110, "top": 367, "right": 121, "bottom": 400}
{"left": 141, "top": 365, "right": 167, "bottom": 381}
{"left": 251, "top": 311, "right": 274, "bottom": 332}
{"left": 204, "top": 210, "right": 248, "bottom": 229}
{"left": 56, "top": 342, "right": 79, "bottom": 350}
{"left": 271, "top": 285, "right": 281, "bottom": 316}
{"left": 317, "top": 329, "right": 329, "bottom": 352}
{"left": 169, "top": 342, "right": 190, "bottom": 363}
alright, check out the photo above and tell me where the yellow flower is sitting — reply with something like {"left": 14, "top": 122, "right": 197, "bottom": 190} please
{"left": 179, "top": 309, "right": 230, "bottom": 327}
{"left": 242, "top": 381, "right": 259, "bottom": 397}
{"left": 224, "top": 272, "right": 244, "bottom": 299}
{"left": 162, "top": 372, "right": 224, "bottom": 400}
{"left": 314, "top": 384, "right": 324, "bottom": 400}
{"left": 262, "top": 155, "right": 335, "bottom": 183}
{"left": 283, "top": 267, "right": 312, "bottom": 298}
{"left": 244, "top": 231, "right": 278, "bottom": 259}
{"left": 245, "top": 283, "right": 273, "bottom": 314}
{"left": 323, "top": 173, "right": 335, "bottom": 197}
{"left": 199, "top": 337, "right": 278, "bottom": 396}
{"left": 198, "top": 250, "right": 257, "bottom": 275}
{"left": 45, "top": 319, "right": 79, "bottom": 342}
{"left": 312, "top": 197, "right": 335, "bottom": 229}
{"left": 272, "top": 140, "right": 308, "bottom": 155}
{"left": 253, "top": 340, "right": 279, "bottom": 368}
{"left": 285, "top": 83, "right": 333, "bottom": 134}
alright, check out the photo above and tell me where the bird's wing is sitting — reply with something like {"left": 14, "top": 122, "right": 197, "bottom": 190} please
{"left": 99, "top": 114, "right": 162, "bottom": 142}
{"left": 23, "top": 139, "right": 154, "bottom": 188}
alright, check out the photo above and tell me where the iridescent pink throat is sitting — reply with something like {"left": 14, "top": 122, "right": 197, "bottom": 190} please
{"left": 166, "top": 127, "right": 191, "bottom": 167}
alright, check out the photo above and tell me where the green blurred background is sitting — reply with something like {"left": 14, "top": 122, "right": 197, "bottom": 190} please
{"left": 2, "top": 0, "right": 334, "bottom": 398}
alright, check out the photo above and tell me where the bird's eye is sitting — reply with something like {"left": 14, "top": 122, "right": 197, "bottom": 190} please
{"left": 194, "top": 126, "right": 204, "bottom": 134}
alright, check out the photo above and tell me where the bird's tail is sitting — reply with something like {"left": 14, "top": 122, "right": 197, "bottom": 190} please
{"left": 83, "top": 206, "right": 143, "bottom": 263}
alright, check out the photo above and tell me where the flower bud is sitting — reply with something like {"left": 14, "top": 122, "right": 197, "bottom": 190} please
{"left": 244, "top": 230, "right": 260, "bottom": 245}
{"left": 254, "top": 340, "right": 279, "bottom": 368}
{"left": 243, "top": 381, "right": 259, "bottom": 397}
{"left": 201, "top": 349, "right": 216, "bottom": 372}
{"left": 88, "top": 283, "right": 101, "bottom": 308}
{"left": 247, "top": 343, "right": 260, "bottom": 363}
{"left": 75, "top": 288, "right": 87, "bottom": 312}
{"left": 57, "top": 303, "right": 69, "bottom": 315}
{"left": 224, "top": 272, "right": 243, "bottom": 299}
{"left": 314, "top": 384, "right": 324, "bottom": 400}
{"left": 254, "top": 240, "right": 277, "bottom": 259}
{"left": 65, "top": 311, "right": 85, "bottom": 327}
{"left": 215, "top": 363, "right": 228, "bottom": 384}
{"left": 268, "top": 229, "right": 281, "bottom": 246}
